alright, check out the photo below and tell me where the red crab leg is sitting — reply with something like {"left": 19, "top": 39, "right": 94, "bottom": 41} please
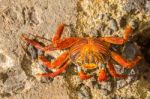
{"left": 52, "top": 23, "right": 65, "bottom": 44}
{"left": 111, "top": 51, "right": 142, "bottom": 69}
{"left": 77, "top": 66, "right": 92, "bottom": 80}
{"left": 54, "top": 37, "right": 81, "bottom": 49}
{"left": 21, "top": 34, "right": 56, "bottom": 51}
{"left": 97, "top": 68, "right": 107, "bottom": 82}
{"left": 100, "top": 25, "right": 132, "bottom": 45}
{"left": 37, "top": 60, "right": 71, "bottom": 77}
{"left": 79, "top": 71, "right": 92, "bottom": 80}
{"left": 38, "top": 52, "right": 69, "bottom": 69}
{"left": 51, "top": 23, "right": 81, "bottom": 49}
{"left": 107, "top": 61, "right": 128, "bottom": 78}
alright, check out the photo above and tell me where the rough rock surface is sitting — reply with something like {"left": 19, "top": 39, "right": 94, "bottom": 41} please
{"left": 0, "top": 0, "right": 150, "bottom": 99}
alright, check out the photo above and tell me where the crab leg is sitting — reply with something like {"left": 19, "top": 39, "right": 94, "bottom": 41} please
{"left": 51, "top": 23, "right": 81, "bottom": 49}
{"left": 107, "top": 61, "right": 128, "bottom": 78}
{"left": 111, "top": 51, "right": 142, "bottom": 68}
{"left": 100, "top": 25, "right": 132, "bottom": 45}
{"left": 21, "top": 34, "right": 56, "bottom": 51}
{"left": 77, "top": 66, "right": 92, "bottom": 80}
{"left": 38, "top": 52, "right": 69, "bottom": 69}
{"left": 54, "top": 37, "right": 81, "bottom": 49}
{"left": 97, "top": 68, "right": 107, "bottom": 82}
{"left": 52, "top": 23, "right": 65, "bottom": 44}
{"left": 37, "top": 60, "right": 71, "bottom": 77}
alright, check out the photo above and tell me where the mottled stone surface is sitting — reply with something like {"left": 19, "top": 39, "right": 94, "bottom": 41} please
{"left": 0, "top": 0, "right": 150, "bottom": 99}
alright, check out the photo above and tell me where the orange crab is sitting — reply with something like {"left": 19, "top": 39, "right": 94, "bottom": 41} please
{"left": 21, "top": 23, "right": 142, "bottom": 82}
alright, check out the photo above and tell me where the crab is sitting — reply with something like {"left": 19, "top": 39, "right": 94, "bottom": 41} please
{"left": 21, "top": 23, "right": 142, "bottom": 82}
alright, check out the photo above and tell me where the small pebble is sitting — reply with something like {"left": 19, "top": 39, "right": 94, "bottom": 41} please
{"left": 108, "top": 19, "right": 118, "bottom": 31}
{"left": 122, "top": 0, "right": 145, "bottom": 13}
{"left": 114, "top": 65, "right": 125, "bottom": 74}
{"left": 100, "top": 89, "right": 109, "bottom": 96}
{"left": 77, "top": 85, "right": 91, "bottom": 99}
{"left": 129, "top": 20, "right": 139, "bottom": 30}
{"left": 103, "top": 13, "right": 111, "bottom": 21}
{"left": 100, "top": 82, "right": 112, "bottom": 91}
{"left": 97, "top": 13, "right": 104, "bottom": 20}
{"left": 117, "top": 17, "right": 126, "bottom": 28}
{"left": 123, "top": 42, "right": 137, "bottom": 60}
{"left": 116, "top": 79, "right": 127, "bottom": 89}
{"left": 104, "top": 27, "right": 113, "bottom": 36}
{"left": 0, "top": 53, "right": 6, "bottom": 63}
{"left": 27, "top": 45, "right": 38, "bottom": 60}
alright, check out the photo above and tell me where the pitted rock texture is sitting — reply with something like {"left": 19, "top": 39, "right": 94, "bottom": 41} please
{"left": 0, "top": 0, "right": 150, "bottom": 99}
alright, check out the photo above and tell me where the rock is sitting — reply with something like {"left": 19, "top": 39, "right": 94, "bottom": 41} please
{"left": 117, "top": 16, "right": 127, "bottom": 28}
{"left": 97, "top": 13, "right": 104, "bottom": 20}
{"left": 100, "top": 81, "right": 112, "bottom": 92}
{"left": 129, "top": 20, "right": 139, "bottom": 30}
{"left": 27, "top": 44, "right": 38, "bottom": 60}
{"left": 146, "top": 91, "right": 150, "bottom": 99}
{"left": 100, "top": 89, "right": 109, "bottom": 96}
{"left": 122, "top": 42, "right": 138, "bottom": 60}
{"left": 114, "top": 65, "right": 125, "bottom": 74}
{"left": 116, "top": 79, "right": 127, "bottom": 89}
{"left": 104, "top": 27, "right": 113, "bottom": 36}
{"left": 145, "top": 1, "right": 150, "bottom": 14}
{"left": 0, "top": 49, "right": 16, "bottom": 71}
{"left": 77, "top": 84, "right": 91, "bottom": 99}
{"left": 103, "top": 13, "right": 111, "bottom": 21}
{"left": 108, "top": 19, "right": 118, "bottom": 31}
{"left": 122, "top": 0, "right": 145, "bottom": 13}
{"left": 2, "top": 68, "right": 27, "bottom": 95}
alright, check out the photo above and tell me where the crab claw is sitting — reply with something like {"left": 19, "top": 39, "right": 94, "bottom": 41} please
{"left": 78, "top": 71, "right": 92, "bottom": 80}
{"left": 97, "top": 68, "right": 107, "bottom": 82}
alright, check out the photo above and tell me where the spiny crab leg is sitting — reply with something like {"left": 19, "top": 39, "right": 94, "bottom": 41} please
{"left": 21, "top": 24, "right": 80, "bottom": 52}
{"left": 37, "top": 60, "right": 71, "bottom": 77}
{"left": 100, "top": 25, "right": 132, "bottom": 45}
{"left": 97, "top": 68, "right": 107, "bottom": 82}
{"left": 77, "top": 66, "right": 92, "bottom": 80}
{"left": 107, "top": 61, "right": 128, "bottom": 78}
{"left": 38, "top": 52, "right": 69, "bottom": 69}
{"left": 21, "top": 34, "right": 56, "bottom": 52}
{"left": 111, "top": 51, "right": 142, "bottom": 69}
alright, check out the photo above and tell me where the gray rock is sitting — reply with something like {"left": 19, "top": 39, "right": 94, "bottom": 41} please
{"left": 103, "top": 13, "right": 111, "bottom": 21}
{"left": 77, "top": 85, "right": 91, "bottom": 99}
{"left": 0, "top": 53, "right": 6, "bottom": 63}
{"left": 117, "top": 16, "right": 126, "bottom": 28}
{"left": 122, "top": 0, "right": 145, "bottom": 13}
{"left": 122, "top": 42, "right": 138, "bottom": 60}
{"left": 2, "top": 68, "right": 27, "bottom": 95}
{"left": 27, "top": 43, "right": 44, "bottom": 60}
{"left": 114, "top": 65, "right": 125, "bottom": 74}
{"left": 100, "top": 89, "right": 109, "bottom": 96}
{"left": 116, "top": 79, "right": 127, "bottom": 89}
{"left": 97, "top": 13, "right": 104, "bottom": 20}
{"left": 108, "top": 19, "right": 118, "bottom": 31}
{"left": 27, "top": 44, "right": 38, "bottom": 60}
{"left": 145, "top": 1, "right": 150, "bottom": 14}
{"left": 129, "top": 20, "right": 139, "bottom": 30}
{"left": 104, "top": 27, "right": 113, "bottom": 36}
{"left": 100, "top": 82, "right": 112, "bottom": 91}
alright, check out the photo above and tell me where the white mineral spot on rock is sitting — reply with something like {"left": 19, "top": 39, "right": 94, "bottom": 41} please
{"left": 0, "top": 49, "right": 16, "bottom": 70}
{"left": 31, "top": 62, "right": 44, "bottom": 81}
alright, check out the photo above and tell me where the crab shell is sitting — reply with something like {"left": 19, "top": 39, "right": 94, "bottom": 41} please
{"left": 21, "top": 23, "right": 142, "bottom": 82}
{"left": 69, "top": 38, "right": 110, "bottom": 69}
